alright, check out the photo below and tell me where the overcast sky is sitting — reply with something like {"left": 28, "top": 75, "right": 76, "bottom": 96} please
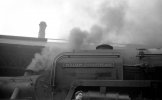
{"left": 0, "top": 0, "right": 162, "bottom": 46}
{"left": 0, "top": 0, "right": 97, "bottom": 38}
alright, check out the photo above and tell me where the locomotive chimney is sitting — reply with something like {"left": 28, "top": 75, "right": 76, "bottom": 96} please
{"left": 96, "top": 44, "right": 113, "bottom": 50}
{"left": 38, "top": 21, "right": 47, "bottom": 38}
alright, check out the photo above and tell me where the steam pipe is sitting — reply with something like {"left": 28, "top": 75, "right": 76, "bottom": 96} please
{"left": 10, "top": 87, "right": 19, "bottom": 99}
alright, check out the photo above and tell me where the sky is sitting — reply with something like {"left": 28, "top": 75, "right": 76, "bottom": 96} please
{"left": 0, "top": 0, "right": 97, "bottom": 38}
{"left": 0, "top": 0, "right": 162, "bottom": 46}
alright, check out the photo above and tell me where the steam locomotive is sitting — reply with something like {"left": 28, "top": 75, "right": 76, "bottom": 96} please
{"left": 0, "top": 44, "right": 162, "bottom": 100}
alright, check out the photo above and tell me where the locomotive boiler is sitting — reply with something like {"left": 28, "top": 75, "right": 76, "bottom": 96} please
{"left": 0, "top": 45, "right": 162, "bottom": 100}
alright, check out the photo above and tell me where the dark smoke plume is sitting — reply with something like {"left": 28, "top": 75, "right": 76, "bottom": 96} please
{"left": 69, "top": 27, "right": 88, "bottom": 50}
{"left": 87, "top": 25, "right": 103, "bottom": 44}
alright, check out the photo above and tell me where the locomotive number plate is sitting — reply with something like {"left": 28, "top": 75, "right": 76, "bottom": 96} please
{"left": 62, "top": 63, "right": 114, "bottom": 68}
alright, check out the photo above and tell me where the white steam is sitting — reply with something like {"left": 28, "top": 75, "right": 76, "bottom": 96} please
{"left": 26, "top": 45, "right": 66, "bottom": 72}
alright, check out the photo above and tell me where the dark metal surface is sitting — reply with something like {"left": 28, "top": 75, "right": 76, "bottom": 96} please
{"left": 0, "top": 43, "right": 44, "bottom": 76}
{"left": 52, "top": 50, "right": 123, "bottom": 89}
{"left": 65, "top": 80, "right": 162, "bottom": 100}
{"left": 1, "top": 48, "right": 162, "bottom": 100}
{"left": 0, "top": 75, "right": 39, "bottom": 99}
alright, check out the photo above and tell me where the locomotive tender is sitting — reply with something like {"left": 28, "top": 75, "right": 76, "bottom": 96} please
{"left": 0, "top": 45, "right": 162, "bottom": 100}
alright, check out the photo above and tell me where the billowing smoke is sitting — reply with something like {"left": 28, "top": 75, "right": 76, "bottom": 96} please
{"left": 123, "top": 0, "right": 162, "bottom": 46}
{"left": 70, "top": 0, "right": 162, "bottom": 46}
{"left": 68, "top": 25, "right": 104, "bottom": 50}
{"left": 98, "top": 0, "right": 128, "bottom": 43}
{"left": 26, "top": 45, "right": 67, "bottom": 72}
{"left": 87, "top": 25, "right": 103, "bottom": 44}
{"left": 99, "top": 1, "right": 127, "bottom": 32}
{"left": 68, "top": 0, "right": 128, "bottom": 46}
{"left": 26, "top": 0, "right": 162, "bottom": 73}
{"left": 69, "top": 27, "right": 88, "bottom": 50}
